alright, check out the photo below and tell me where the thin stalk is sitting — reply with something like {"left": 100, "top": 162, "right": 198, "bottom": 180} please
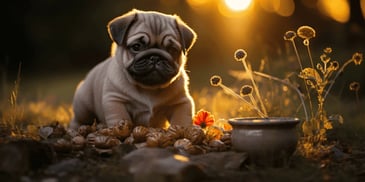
{"left": 253, "top": 71, "right": 309, "bottom": 122}
{"left": 304, "top": 40, "right": 315, "bottom": 69}
{"left": 323, "top": 59, "right": 353, "bottom": 101}
{"left": 291, "top": 39, "right": 314, "bottom": 119}
{"left": 240, "top": 60, "right": 268, "bottom": 116}
{"left": 218, "top": 84, "right": 267, "bottom": 118}
{"left": 290, "top": 40, "right": 303, "bottom": 70}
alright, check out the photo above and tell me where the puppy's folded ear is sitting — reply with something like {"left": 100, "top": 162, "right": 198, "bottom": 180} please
{"left": 175, "top": 17, "right": 197, "bottom": 55}
{"left": 108, "top": 9, "right": 137, "bottom": 45}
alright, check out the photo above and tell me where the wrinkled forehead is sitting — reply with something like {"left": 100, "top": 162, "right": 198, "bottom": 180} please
{"left": 126, "top": 13, "right": 180, "bottom": 42}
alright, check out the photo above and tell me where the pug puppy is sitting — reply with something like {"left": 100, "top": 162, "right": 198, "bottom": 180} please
{"left": 69, "top": 9, "right": 197, "bottom": 129}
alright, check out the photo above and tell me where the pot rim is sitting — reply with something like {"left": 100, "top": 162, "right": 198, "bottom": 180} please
{"left": 228, "top": 117, "right": 300, "bottom": 126}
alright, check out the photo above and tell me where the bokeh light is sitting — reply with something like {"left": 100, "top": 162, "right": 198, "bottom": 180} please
{"left": 361, "top": 0, "right": 365, "bottom": 20}
{"left": 317, "top": 0, "right": 350, "bottom": 23}
{"left": 258, "top": 0, "right": 295, "bottom": 17}
{"left": 224, "top": 0, "right": 252, "bottom": 12}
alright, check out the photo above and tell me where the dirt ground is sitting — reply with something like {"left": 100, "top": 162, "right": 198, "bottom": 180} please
{"left": 1, "top": 124, "right": 365, "bottom": 182}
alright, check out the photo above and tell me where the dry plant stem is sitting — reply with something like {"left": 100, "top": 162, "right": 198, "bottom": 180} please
{"left": 240, "top": 60, "right": 268, "bottom": 117}
{"left": 253, "top": 71, "right": 309, "bottom": 122}
{"left": 10, "top": 63, "right": 22, "bottom": 108}
{"left": 248, "top": 94, "right": 259, "bottom": 112}
{"left": 290, "top": 40, "right": 314, "bottom": 119}
{"left": 218, "top": 84, "right": 267, "bottom": 118}
{"left": 323, "top": 59, "right": 354, "bottom": 101}
{"left": 304, "top": 40, "right": 315, "bottom": 69}
{"left": 290, "top": 40, "right": 304, "bottom": 70}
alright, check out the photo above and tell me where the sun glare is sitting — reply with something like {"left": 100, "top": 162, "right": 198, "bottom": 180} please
{"left": 224, "top": 0, "right": 252, "bottom": 12}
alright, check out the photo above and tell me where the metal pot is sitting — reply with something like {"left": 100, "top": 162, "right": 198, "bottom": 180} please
{"left": 228, "top": 117, "right": 300, "bottom": 166}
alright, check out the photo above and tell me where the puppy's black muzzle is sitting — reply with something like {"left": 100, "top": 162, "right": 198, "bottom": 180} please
{"left": 127, "top": 49, "right": 179, "bottom": 86}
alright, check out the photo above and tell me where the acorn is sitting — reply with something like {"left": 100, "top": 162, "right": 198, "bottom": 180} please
{"left": 184, "top": 125, "right": 205, "bottom": 145}
{"left": 146, "top": 132, "right": 162, "bottom": 148}
{"left": 185, "top": 144, "right": 205, "bottom": 155}
{"left": 71, "top": 135, "right": 86, "bottom": 150}
{"left": 174, "top": 138, "right": 204, "bottom": 155}
{"left": 220, "top": 132, "right": 232, "bottom": 146}
{"left": 96, "top": 123, "right": 107, "bottom": 130}
{"left": 208, "top": 139, "right": 227, "bottom": 152}
{"left": 111, "top": 120, "right": 133, "bottom": 139}
{"left": 66, "top": 128, "right": 79, "bottom": 138}
{"left": 132, "top": 126, "right": 149, "bottom": 142}
{"left": 98, "top": 128, "right": 113, "bottom": 136}
{"left": 53, "top": 138, "right": 72, "bottom": 153}
{"left": 174, "top": 138, "right": 192, "bottom": 150}
{"left": 158, "top": 133, "right": 175, "bottom": 148}
{"left": 124, "top": 135, "right": 135, "bottom": 145}
{"left": 94, "top": 135, "right": 121, "bottom": 149}
{"left": 78, "top": 125, "right": 93, "bottom": 137}
{"left": 86, "top": 132, "right": 98, "bottom": 146}
{"left": 166, "top": 125, "right": 185, "bottom": 140}
{"left": 148, "top": 127, "right": 165, "bottom": 133}
{"left": 51, "top": 122, "right": 66, "bottom": 138}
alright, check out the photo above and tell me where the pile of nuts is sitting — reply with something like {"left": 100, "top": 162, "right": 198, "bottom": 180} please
{"left": 38, "top": 120, "right": 231, "bottom": 155}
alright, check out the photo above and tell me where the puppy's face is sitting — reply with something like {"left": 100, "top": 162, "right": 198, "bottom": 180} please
{"left": 108, "top": 10, "right": 197, "bottom": 88}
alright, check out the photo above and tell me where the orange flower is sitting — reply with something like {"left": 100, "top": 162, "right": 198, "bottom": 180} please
{"left": 193, "top": 109, "right": 215, "bottom": 128}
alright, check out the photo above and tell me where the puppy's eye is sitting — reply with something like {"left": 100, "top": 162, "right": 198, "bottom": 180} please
{"left": 129, "top": 43, "right": 144, "bottom": 53}
{"left": 167, "top": 46, "right": 180, "bottom": 57}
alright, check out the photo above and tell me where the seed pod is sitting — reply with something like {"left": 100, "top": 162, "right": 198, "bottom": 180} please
{"left": 124, "top": 135, "right": 135, "bottom": 145}
{"left": 208, "top": 139, "right": 226, "bottom": 152}
{"left": 210, "top": 75, "right": 222, "bottom": 86}
{"left": 71, "top": 135, "right": 86, "bottom": 150}
{"left": 166, "top": 125, "right": 185, "bottom": 140}
{"left": 174, "top": 138, "right": 192, "bottom": 149}
{"left": 53, "top": 138, "right": 72, "bottom": 153}
{"left": 132, "top": 126, "right": 149, "bottom": 142}
{"left": 297, "top": 25, "right": 315, "bottom": 40}
{"left": 174, "top": 138, "right": 204, "bottom": 155}
{"left": 94, "top": 135, "right": 121, "bottom": 149}
{"left": 148, "top": 127, "right": 165, "bottom": 133}
{"left": 283, "top": 31, "right": 296, "bottom": 41}
{"left": 184, "top": 125, "right": 205, "bottom": 145}
{"left": 78, "top": 125, "right": 93, "bottom": 137}
{"left": 185, "top": 144, "right": 205, "bottom": 155}
{"left": 220, "top": 133, "right": 232, "bottom": 146}
{"left": 86, "top": 132, "right": 98, "bottom": 146}
{"left": 146, "top": 132, "right": 162, "bottom": 148}
{"left": 51, "top": 123, "right": 66, "bottom": 138}
{"left": 111, "top": 120, "right": 133, "bottom": 139}
{"left": 98, "top": 128, "right": 113, "bottom": 136}
{"left": 158, "top": 133, "right": 175, "bottom": 148}
{"left": 96, "top": 123, "right": 107, "bottom": 130}
{"left": 66, "top": 128, "right": 79, "bottom": 138}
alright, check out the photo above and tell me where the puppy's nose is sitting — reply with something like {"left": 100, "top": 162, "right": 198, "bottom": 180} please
{"left": 149, "top": 55, "right": 160, "bottom": 62}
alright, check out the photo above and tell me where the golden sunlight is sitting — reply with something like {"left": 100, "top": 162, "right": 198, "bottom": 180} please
{"left": 317, "top": 0, "right": 350, "bottom": 23}
{"left": 224, "top": 0, "right": 252, "bottom": 12}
